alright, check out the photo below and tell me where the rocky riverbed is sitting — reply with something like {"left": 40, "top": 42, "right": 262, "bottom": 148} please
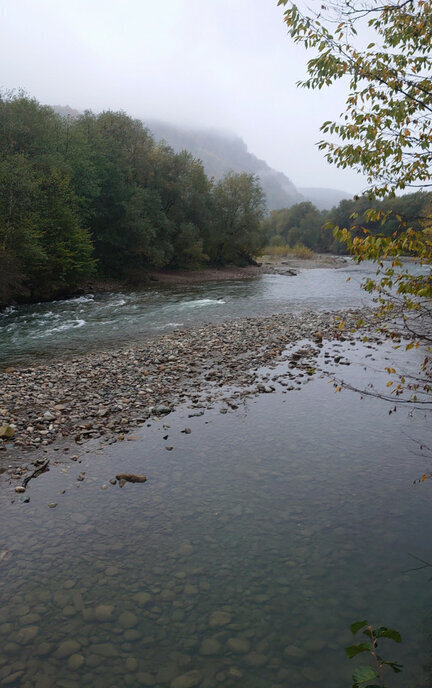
{"left": 0, "top": 307, "right": 389, "bottom": 479}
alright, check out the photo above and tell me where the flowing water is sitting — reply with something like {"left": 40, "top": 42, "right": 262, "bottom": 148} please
{"left": 1, "top": 264, "right": 432, "bottom": 688}
{"left": 0, "top": 263, "right": 375, "bottom": 367}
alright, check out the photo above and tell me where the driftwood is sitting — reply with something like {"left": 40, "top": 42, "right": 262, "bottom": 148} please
{"left": 22, "top": 459, "right": 50, "bottom": 488}
{"left": 115, "top": 473, "right": 147, "bottom": 483}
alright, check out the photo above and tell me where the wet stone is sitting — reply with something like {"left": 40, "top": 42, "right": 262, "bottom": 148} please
{"left": 118, "top": 612, "right": 138, "bottom": 629}
{"left": 209, "top": 611, "right": 231, "bottom": 628}
{"left": 199, "top": 638, "right": 221, "bottom": 656}
{"left": 54, "top": 640, "right": 81, "bottom": 658}
{"left": 227, "top": 637, "right": 251, "bottom": 654}
{"left": 94, "top": 604, "right": 114, "bottom": 622}
{"left": 1, "top": 671, "right": 24, "bottom": 686}
{"left": 125, "top": 657, "right": 138, "bottom": 672}
{"left": 133, "top": 592, "right": 151, "bottom": 607}
{"left": 67, "top": 654, "right": 84, "bottom": 671}
{"left": 90, "top": 643, "right": 118, "bottom": 658}
{"left": 170, "top": 670, "right": 202, "bottom": 688}
{"left": 16, "top": 625, "right": 38, "bottom": 644}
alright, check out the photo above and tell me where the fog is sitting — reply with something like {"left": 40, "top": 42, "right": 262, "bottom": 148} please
{"left": 0, "top": 0, "right": 365, "bottom": 193}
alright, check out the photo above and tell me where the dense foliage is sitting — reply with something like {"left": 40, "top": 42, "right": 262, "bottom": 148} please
{"left": 278, "top": 0, "right": 432, "bottom": 314}
{"left": 0, "top": 93, "right": 266, "bottom": 307}
{"left": 263, "top": 192, "right": 430, "bottom": 255}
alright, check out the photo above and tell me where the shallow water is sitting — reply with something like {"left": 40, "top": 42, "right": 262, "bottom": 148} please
{"left": 0, "top": 262, "right": 376, "bottom": 366}
{"left": 1, "top": 341, "right": 432, "bottom": 687}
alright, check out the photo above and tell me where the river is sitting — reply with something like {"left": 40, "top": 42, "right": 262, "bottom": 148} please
{"left": 0, "top": 262, "right": 374, "bottom": 367}
{"left": 1, "top": 263, "right": 431, "bottom": 688}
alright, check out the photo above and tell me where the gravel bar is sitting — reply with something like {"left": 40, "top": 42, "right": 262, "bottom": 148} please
{"left": 0, "top": 308, "right": 377, "bottom": 461}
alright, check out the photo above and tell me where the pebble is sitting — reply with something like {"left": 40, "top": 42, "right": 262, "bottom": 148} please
{"left": 94, "top": 605, "right": 114, "bottom": 622}
{"left": 67, "top": 654, "right": 84, "bottom": 671}
{"left": 227, "top": 637, "right": 251, "bottom": 654}
{"left": 117, "top": 612, "right": 137, "bottom": 629}
{"left": 209, "top": 611, "right": 231, "bottom": 627}
{"left": 199, "top": 638, "right": 221, "bottom": 656}
{"left": 133, "top": 592, "right": 151, "bottom": 606}
{"left": 0, "top": 308, "right": 379, "bottom": 463}
{"left": 170, "top": 670, "right": 202, "bottom": 688}
{"left": 54, "top": 640, "right": 81, "bottom": 658}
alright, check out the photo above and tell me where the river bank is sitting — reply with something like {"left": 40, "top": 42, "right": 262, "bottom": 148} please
{"left": 0, "top": 306, "right": 386, "bottom": 474}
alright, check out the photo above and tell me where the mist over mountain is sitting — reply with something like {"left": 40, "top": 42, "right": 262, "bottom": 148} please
{"left": 298, "top": 187, "right": 352, "bottom": 211}
{"left": 147, "top": 120, "right": 351, "bottom": 210}
{"left": 147, "top": 120, "right": 303, "bottom": 210}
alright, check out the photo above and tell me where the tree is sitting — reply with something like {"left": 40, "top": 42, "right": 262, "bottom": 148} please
{"left": 279, "top": 1, "right": 432, "bottom": 359}
{"left": 209, "top": 172, "right": 267, "bottom": 265}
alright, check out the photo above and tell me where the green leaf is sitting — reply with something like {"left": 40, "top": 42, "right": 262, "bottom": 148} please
{"left": 350, "top": 620, "right": 368, "bottom": 635}
{"left": 375, "top": 627, "right": 402, "bottom": 643}
{"left": 346, "top": 643, "right": 371, "bottom": 659}
{"left": 352, "top": 666, "right": 379, "bottom": 683}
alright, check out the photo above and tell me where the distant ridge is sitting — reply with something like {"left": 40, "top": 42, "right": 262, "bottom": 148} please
{"left": 298, "top": 187, "right": 352, "bottom": 211}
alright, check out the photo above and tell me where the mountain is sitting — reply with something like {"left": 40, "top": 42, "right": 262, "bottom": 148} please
{"left": 298, "top": 187, "right": 352, "bottom": 211}
{"left": 147, "top": 120, "right": 304, "bottom": 210}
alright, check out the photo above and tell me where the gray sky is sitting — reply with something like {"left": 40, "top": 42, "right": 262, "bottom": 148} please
{"left": 0, "top": 0, "right": 365, "bottom": 193}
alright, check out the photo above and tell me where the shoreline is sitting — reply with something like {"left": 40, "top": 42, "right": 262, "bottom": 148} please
{"left": 1, "top": 255, "right": 349, "bottom": 310}
{"left": 0, "top": 306, "right": 379, "bottom": 475}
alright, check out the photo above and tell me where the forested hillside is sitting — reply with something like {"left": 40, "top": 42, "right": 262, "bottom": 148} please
{"left": 0, "top": 94, "right": 266, "bottom": 307}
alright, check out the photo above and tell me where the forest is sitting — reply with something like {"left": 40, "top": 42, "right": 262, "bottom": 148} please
{"left": 0, "top": 93, "right": 266, "bottom": 306}
{"left": 262, "top": 192, "right": 431, "bottom": 255}
{"left": 1, "top": 93, "right": 430, "bottom": 308}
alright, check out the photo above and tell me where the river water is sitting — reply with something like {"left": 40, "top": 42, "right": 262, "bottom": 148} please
{"left": 1, "top": 264, "right": 432, "bottom": 688}
{"left": 0, "top": 262, "right": 374, "bottom": 366}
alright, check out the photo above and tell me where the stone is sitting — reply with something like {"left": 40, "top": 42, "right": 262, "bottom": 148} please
{"left": 14, "top": 487, "right": 25, "bottom": 494}
{"left": 199, "top": 638, "right": 221, "bottom": 656}
{"left": 125, "top": 657, "right": 138, "bottom": 672}
{"left": 94, "top": 605, "right": 114, "bottom": 622}
{"left": 244, "top": 651, "right": 267, "bottom": 667}
{"left": 91, "top": 643, "right": 118, "bottom": 658}
{"left": 54, "top": 640, "right": 81, "bottom": 658}
{"left": 302, "top": 667, "right": 322, "bottom": 682}
{"left": 208, "top": 610, "right": 231, "bottom": 628}
{"left": 0, "top": 426, "right": 14, "bottom": 439}
{"left": 48, "top": 503, "right": 57, "bottom": 509}
{"left": 136, "top": 672, "right": 155, "bottom": 686}
{"left": 1, "top": 671, "right": 24, "bottom": 685}
{"left": 124, "top": 629, "right": 141, "bottom": 641}
{"left": 170, "top": 670, "right": 202, "bottom": 688}
{"left": 118, "top": 612, "right": 138, "bottom": 629}
{"left": 284, "top": 644, "right": 306, "bottom": 661}
{"left": 35, "top": 642, "right": 54, "bottom": 657}
{"left": 133, "top": 592, "right": 151, "bottom": 606}
{"left": 227, "top": 637, "right": 250, "bottom": 654}
{"left": 16, "top": 625, "right": 39, "bottom": 644}
{"left": 67, "top": 654, "right": 84, "bottom": 671}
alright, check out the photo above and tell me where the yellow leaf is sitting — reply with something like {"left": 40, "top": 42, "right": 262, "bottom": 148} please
{"left": 421, "top": 474, "right": 428, "bottom": 482}
{"left": 387, "top": 381, "right": 393, "bottom": 387}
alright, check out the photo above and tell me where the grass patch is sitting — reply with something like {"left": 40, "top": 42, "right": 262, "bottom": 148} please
{"left": 260, "top": 243, "right": 315, "bottom": 259}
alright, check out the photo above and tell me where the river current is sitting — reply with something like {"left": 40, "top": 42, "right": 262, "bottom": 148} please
{"left": 1, "top": 262, "right": 432, "bottom": 688}
{"left": 0, "top": 262, "right": 374, "bottom": 366}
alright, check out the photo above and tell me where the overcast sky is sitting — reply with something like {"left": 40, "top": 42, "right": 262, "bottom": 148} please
{"left": 0, "top": 0, "right": 365, "bottom": 193}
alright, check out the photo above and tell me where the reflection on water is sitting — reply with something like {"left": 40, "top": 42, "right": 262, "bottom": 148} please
{"left": 0, "top": 264, "right": 375, "bottom": 366}
{"left": 1, "top": 343, "right": 432, "bottom": 687}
